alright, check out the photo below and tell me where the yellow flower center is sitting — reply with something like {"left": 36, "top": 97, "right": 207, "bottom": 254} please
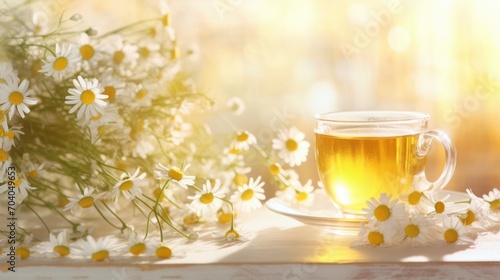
{"left": 97, "top": 126, "right": 107, "bottom": 136}
{"left": 490, "top": 199, "right": 500, "bottom": 211}
{"left": 130, "top": 243, "right": 146, "bottom": 256}
{"left": 435, "top": 201, "right": 445, "bottom": 214}
{"left": 154, "top": 188, "right": 165, "bottom": 201}
{"left": 170, "top": 47, "right": 179, "bottom": 60}
{"left": 31, "top": 59, "right": 43, "bottom": 77}
{"left": 13, "top": 179, "right": 22, "bottom": 187}
{"left": 168, "top": 167, "right": 184, "bottom": 181}
{"left": 285, "top": 139, "right": 299, "bottom": 151}
{"left": 269, "top": 163, "right": 281, "bottom": 176}
{"left": 462, "top": 210, "right": 475, "bottom": 226}
{"left": 0, "top": 78, "right": 6, "bottom": 84}
{"left": 241, "top": 189, "right": 254, "bottom": 201}
{"left": 91, "top": 250, "right": 109, "bottom": 261}
{"left": 236, "top": 131, "right": 249, "bottom": 142}
{"left": 367, "top": 231, "right": 384, "bottom": 246}
{"left": 183, "top": 213, "right": 199, "bottom": 225}
{"left": 80, "top": 89, "right": 96, "bottom": 105}
{"left": 408, "top": 191, "right": 423, "bottom": 205}
{"left": 135, "top": 88, "right": 147, "bottom": 100}
{"left": 156, "top": 246, "right": 172, "bottom": 259}
{"left": 5, "top": 131, "right": 14, "bottom": 140}
{"left": 405, "top": 224, "right": 420, "bottom": 238}
{"left": 225, "top": 229, "right": 240, "bottom": 241}
{"left": 9, "top": 91, "right": 24, "bottom": 105}
{"left": 229, "top": 147, "right": 240, "bottom": 154}
{"left": 113, "top": 50, "right": 125, "bottom": 64}
{"left": 80, "top": 44, "right": 95, "bottom": 60}
{"left": 139, "top": 47, "right": 150, "bottom": 58}
{"left": 374, "top": 205, "right": 391, "bottom": 221}
{"left": 78, "top": 196, "right": 94, "bottom": 208}
{"left": 53, "top": 57, "right": 68, "bottom": 71}
{"left": 59, "top": 197, "right": 69, "bottom": 208}
{"left": 149, "top": 27, "right": 157, "bottom": 38}
{"left": 16, "top": 247, "right": 30, "bottom": 259}
{"left": 161, "top": 206, "right": 171, "bottom": 221}
{"left": 119, "top": 180, "right": 133, "bottom": 191}
{"left": 162, "top": 14, "right": 170, "bottom": 26}
{"left": 103, "top": 86, "right": 116, "bottom": 102}
{"left": 0, "top": 148, "right": 9, "bottom": 162}
{"left": 54, "top": 245, "right": 70, "bottom": 257}
{"left": 218, "top": 212, "right": 232, "bottom": 224}
{"left": 199, "top": 193, "right": 214, "bottom": 204}
{"left": 233, "top": 173, "right": 248, "bottom": 186}
{"left": 90, "top": 113, "right": 103, "bottom": 121}
{"left": 444, "top": 229, "right": 459, "bottom": 243}
{"left": 28, "top": 170, "right": 38, "bottom": 178}
{"left": 295, "top": 192, "right": 308, "bottom": 202}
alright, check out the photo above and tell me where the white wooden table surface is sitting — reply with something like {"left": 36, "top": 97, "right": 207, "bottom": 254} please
{"left": 2, "top": 206, "right": 500, "bottom": 280}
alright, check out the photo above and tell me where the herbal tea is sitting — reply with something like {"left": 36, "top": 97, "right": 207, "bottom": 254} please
{"left": 315, "top": 129, "right": 426, "bottom": 215}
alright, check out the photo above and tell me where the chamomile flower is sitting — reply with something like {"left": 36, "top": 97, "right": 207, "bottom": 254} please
{"left": 230, "top": 176, "right": 266, "bottom": 213}
{"left": 352, "top": 220, "right": 395, "bottom": 247}
{"left": 291, "top": 179, "right": 315, "bottom": 205}
{"left": 0, "top": 144, "right": 12, "bottom": 175}
{"left": 362, "top": 193, "right": 405, "bottom": 228}
{"left": 64, "top": 187, "right": 106, "bottom": 213}
{"left": 75, "top": 32, "right": 101, "bottom": 66}
{"left": 0, "top": 172, "right": 36, "bottom": 203}
{"left": 400, "top": 175, "right": 434, "bottom": 215}
{"left": 125, "top": 230, "right": 156, "bottom": 256}
{"left": 226, "top": 97, "right": 245, "bottom": 116}
{"left": 110, "top": 167, "right": 148, "bottom": 204}
{"left": 34, "top": 231, "right": 72, "bottom": 257}
{"left": 84, "top": 103, "right": 121, "bottom": 130}
{"left": 0, "top": 79, "right": 37, "bottom": 119}
{"left": 71, "top": 235, "right": 125, "bottom": 261}
{"left": 462, "top": 189, "right": 494, "bottom": 228}
{"left": 277, "top": 179, "right": 315, "bottom": 205}
{"left": 230, "top": 130, "right": 256, "bottom": 152}
{"left": 394, "top": 215, "right": 436, "bottom": 247}
{"left": 99, "top": 69, "right": 126, "bottom": 103}
{"left": 188, "top": 179, "right": 225, "bottom": 216}
{"left": 0, "top": 62, "right": 19, "bottom": 85}
{"left": 154, "top": 163, "right": 195, "bottom": 190}
{"left": 104, "top": 35, "right": 139, "bottom": 71}
{"left": 428, "top": 192, "right": 454, "bottom": 216}
{"left": 65, "top": 76, "right": 108, "bottom": 120}
{"left": 438, "top": 216, "right": 473, "bottom": 245}
{"left": 40, "top": 43, "right": 80, "bottom": 80}
{"left": 482, "top": 188, "right": 500, "bottom": 220}
{"left": 231, "top": 166, "right": 251, "bottom": 188}
{"left": 272, "top": 127, "right": 310, "bottom": 167}
{"left": 131, "top": 83, "right": 155, "bottom": 107}
{"left": 137, "top": 41, "right": 163, "bottom": 68}
{"left": 0, "top": 125, "right": 24, "bottom": 150}
{"left": 15, "top": 235, "right": 33, "bottom": 260}
{"left": 154, "top": 243, "right": 173, "bottom": 259}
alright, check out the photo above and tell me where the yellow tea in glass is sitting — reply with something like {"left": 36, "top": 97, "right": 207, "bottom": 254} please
{"left": 314, "top": 111, "right": 456, "bottom": 217}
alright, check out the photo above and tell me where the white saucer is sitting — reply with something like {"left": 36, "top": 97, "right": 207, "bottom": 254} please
{"left": 265, "top": 190, "right": 470, "bottom": 236}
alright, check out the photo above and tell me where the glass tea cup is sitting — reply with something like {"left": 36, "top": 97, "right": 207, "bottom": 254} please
{"left": 314, "top": 111, "right": 456, "bottom": 218}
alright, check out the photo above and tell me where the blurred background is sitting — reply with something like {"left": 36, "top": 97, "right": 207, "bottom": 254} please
{"left": 64, "top": 0, "right": 500, "bottom": 195}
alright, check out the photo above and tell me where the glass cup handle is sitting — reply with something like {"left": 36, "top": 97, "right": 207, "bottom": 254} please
{"left": 416, "top": 130, "right": 457, "bottom": 191}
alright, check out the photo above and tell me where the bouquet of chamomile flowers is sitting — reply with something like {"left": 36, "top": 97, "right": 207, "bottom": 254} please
{"left": 0, "top": 0, "right": 314, "bottom": 261}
